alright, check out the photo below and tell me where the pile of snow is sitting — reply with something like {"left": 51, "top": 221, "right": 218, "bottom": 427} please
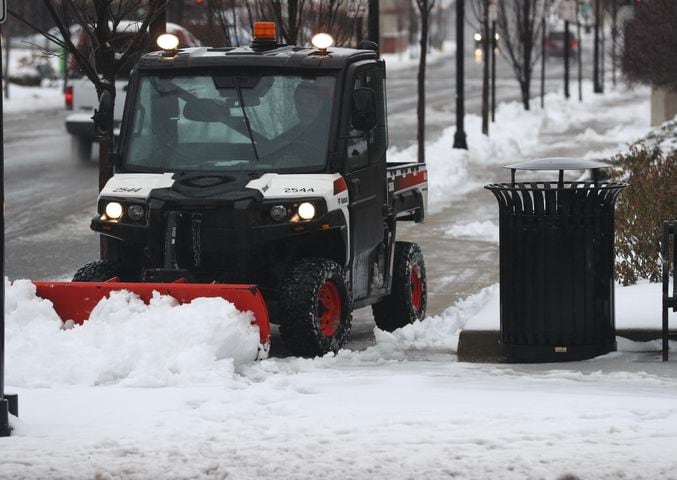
{"left": 5, "top": 279, "right": 260, "bottom": 388}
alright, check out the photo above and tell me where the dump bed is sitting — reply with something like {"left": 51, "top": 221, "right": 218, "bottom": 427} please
{"left": 386, "top": 162, "right": 428, "bottom": 222}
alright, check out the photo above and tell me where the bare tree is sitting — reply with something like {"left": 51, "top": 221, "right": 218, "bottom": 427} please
{"left": 415, "top": 0, "right": 435, "bottom": 163}
{"left": 310, "top": 0, "right": 368, "bottom": 46}
{"left": 496, "top": 0, "right": 544, "bottom": 110}
{"left": 10, "top": 0, "right": 166, "bottom": 191}
{"left": 246, "top": 0, "right": 309, "bottom": 45}
{"left": 246, "top": 0, "right": 366, "bottom": 47}
{"left": 621, "top": 0, "right": 677, "bottom": 91}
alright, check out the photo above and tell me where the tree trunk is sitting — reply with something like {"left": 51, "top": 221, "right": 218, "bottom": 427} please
{"left": 287, "top": 0, "right": 299, "bottom": 45}
{"left": 521, "top": 80, "right": 530, "bottom": 111}
{"left": 417, "top": 4, "right": 429, "bottom": 163}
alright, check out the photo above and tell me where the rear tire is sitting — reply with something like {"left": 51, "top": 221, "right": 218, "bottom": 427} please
{"left": 278, "top": 258, "right": 352, "bottom": 357}
{"left": 72, "top": 260, "right": 121, "bottom": 282}
{"left": 372, "top": 241, "right": 427, "bottom": 332}
{"left": 71, "top": 136, "right": 92, "bottom": 162}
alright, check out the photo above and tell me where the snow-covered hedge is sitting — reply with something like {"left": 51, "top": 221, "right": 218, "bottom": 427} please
{"left": 611, "top": 122, "right": 677, "bottom": 285}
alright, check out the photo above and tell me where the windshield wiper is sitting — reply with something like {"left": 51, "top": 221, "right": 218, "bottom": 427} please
{"left": 232, "top": 77, "right": 260, "bottom": 162}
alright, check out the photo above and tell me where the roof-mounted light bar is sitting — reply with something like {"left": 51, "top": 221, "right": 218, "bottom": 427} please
{"left": 254, "top": 22, "right": 276, "bottom": 41}
{"left": 251, "top": 21, "right": 278, "bottom": 51}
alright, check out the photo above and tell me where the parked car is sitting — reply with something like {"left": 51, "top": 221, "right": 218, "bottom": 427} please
{"left": 65, "top": 22, "right": 200, "bottom": 161}
{"left": 544, "top": 31, "right": 578, "bottom": 58}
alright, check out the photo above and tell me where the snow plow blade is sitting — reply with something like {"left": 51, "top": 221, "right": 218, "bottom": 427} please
{"left": 32, "top": 280, "right": 271, "bottom": 356}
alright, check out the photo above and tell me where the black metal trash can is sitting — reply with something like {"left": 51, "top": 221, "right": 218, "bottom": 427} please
{"left": 485, "top": 158, "right": 627, "bottom": 362}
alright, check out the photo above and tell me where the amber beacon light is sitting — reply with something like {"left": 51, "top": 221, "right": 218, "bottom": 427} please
{"left": 254, "top": 22, "right": 276, "bottom": 41}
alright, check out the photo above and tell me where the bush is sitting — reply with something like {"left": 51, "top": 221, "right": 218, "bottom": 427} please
{"left": 611, "top": 147, "right": 677, "bottom": 285}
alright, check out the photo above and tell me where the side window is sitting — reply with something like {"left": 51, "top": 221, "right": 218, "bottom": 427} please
{"left": 346, "top": 68, "right": 387, "bottom": 172}
{"left": 346, "top": 74, "right": 369, "bottom": 172}
{"left": 363, "top": 70, "right": 387, "bottom": 164}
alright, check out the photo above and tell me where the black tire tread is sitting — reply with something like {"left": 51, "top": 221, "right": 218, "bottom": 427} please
{"left": 72, "top": 260, "right": 121, "bottom": 282}
{"left": 372, "top": 241, "right": 427, "bottom": 332}
{"left": 278, "top": 258, "right": 352, "bottom": 357}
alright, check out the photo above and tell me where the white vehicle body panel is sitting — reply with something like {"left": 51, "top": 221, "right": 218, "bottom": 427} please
{"left": 248, "top": 173, "right": 351, "bottom": 264}
{"left": 99, "top": 172, "right": 352, "bottom": 265}
{"left": 68, "top": 78, "right": 128, "bottom": 124}
{"left": 99, "top": 173, "right": 175, "bottom": 200}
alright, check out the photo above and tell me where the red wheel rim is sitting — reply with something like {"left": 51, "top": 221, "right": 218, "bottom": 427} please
{"left": 410, "top": 264, "right": 423, "bottom": 312}
{"left": 318, "top": 280, "right": 341, "bottom": 337}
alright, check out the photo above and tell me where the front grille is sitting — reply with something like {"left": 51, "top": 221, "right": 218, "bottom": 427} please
{"left": 175, "top": 209, "right": 234, "bottom": 269}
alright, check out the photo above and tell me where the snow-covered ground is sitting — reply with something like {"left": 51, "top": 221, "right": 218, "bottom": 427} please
{"left": 2, "top": 83, "right": 63, "bottom": 114}
{"left": 3, "top": 82, "right": 677, "bottom": 479}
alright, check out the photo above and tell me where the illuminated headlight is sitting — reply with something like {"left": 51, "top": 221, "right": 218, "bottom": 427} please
{"left": 297, "top": 202, "right": 316, "bottom": 220}
{"left": 270, "top": 205, "right": 288, "bottom": 222}
{"left": 474, "top": 33, "right": 482, "bottom": 42}
{"left": 127, "top": 204, "right": 145, "bottom": 221}
{"left": 105, "top": 202, "right": 123, "bottom": 220}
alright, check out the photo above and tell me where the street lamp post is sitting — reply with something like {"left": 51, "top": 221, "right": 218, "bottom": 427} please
{"left": 559, "top": 0, "right": 577, "bottom": 100}
{"left": 453, "top": 0, "right": 468, "bottom": 149}
{"left": 491, "top": 19, "right": 497, "bottom": 122}
{"left": 0, "top": 14, "right": 18, "bottom": 438}
{"left": 593, "top": 0, "right": 602, "bottom": 93}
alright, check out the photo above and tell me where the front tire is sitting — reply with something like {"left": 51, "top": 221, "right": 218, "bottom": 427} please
{"left": 72, "top": 260, "right": 121, "bottom": 282}
{"left": 278, "top": 258, "right": 352, "bottom": 357}
{"left": 372, "top": 241, "right": 427, "bottom": 332}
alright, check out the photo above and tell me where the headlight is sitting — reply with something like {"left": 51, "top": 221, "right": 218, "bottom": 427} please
{"left": 270, "top": 205, "right": 288, "bottom": 222}
{"left": 105, "top": 202, "right": 123, "bottom": 220}
{"left": 127, "top": 204, "right": 145, "bottom": 221}
{"left": 297, "top": 202, "right": 316, "bottom": 220}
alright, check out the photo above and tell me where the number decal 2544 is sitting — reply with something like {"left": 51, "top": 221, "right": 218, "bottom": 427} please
{"left": 284, "top": 187, "right": 315, "bottom": 193}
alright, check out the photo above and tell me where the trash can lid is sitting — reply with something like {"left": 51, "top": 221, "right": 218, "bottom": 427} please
{"left": 504, "top": 157, "right": 611, "bottom": 170}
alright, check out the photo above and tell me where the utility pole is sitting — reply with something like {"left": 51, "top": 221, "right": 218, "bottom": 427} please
{"left": 368, "top": 0, "right": 380, "bottom": 45}
{"left": 453, "top": 0, "right": 468, "bottom": 149}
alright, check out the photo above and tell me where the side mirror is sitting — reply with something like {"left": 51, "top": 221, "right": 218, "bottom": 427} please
{"left": 351, "top": 87, "right": 377, "bottom": 131}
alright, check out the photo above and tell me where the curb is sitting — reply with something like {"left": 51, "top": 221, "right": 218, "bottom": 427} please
{"left": 457, "top": 329, "right": 677, "bottom": 363}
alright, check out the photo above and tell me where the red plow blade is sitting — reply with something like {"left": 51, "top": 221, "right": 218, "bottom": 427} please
{"left": 33, "top": 280, "right": 271, "bottom": 356}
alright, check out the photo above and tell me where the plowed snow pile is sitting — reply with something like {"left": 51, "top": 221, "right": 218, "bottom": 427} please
{"left": 5, "top": 279, "right": 260, "bottom": 387}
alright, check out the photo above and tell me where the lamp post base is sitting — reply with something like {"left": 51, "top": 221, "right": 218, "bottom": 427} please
{"left": 453, "top": 130, "right": 468, "bottom": 150}
{"left": 0, "top": 394, "right": 18, "bottom": 437}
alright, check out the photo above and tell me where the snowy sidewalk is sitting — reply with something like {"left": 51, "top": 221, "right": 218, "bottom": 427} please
{"left": 390, "top": 81, "right": 675, "bottom": 353}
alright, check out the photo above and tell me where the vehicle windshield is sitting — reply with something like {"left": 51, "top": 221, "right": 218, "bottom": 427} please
{"left": 125, "top": 73, "right": 336, "bottom": 172}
